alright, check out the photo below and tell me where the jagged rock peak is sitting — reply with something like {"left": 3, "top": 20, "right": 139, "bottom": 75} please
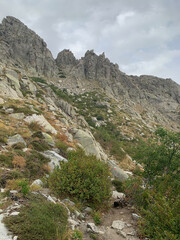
{"left": 0, "top": 16, "right": 58, "bottom": 78}
{"left": 56, "top": 49, "right": 78, "bottom": 68}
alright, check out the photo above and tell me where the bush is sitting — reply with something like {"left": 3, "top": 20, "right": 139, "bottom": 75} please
{"left": 4, "top": 195, "right": 68, "bottom": 240}
{"left": 31, "top": 140, "right": 50, "bottom": 151}
{"left": 12, "top": 156, "right": 26, "bottom": 169}
{"left": 18, "top": 180, "right": 30, "bottom": 196}
{"left": 49, "top": 149, "right": 111, "bottom": 209}
{"left": 112, "top": 179, "right": 124, "bottom": 192}
{"left": 72, "top": 229, "right": 83, "bottom": 240}
{"left": 124, "top": 177, "right": 180, "bottom": 239}
{"left": 93, "top": 211, "right": 101, "bottom": 225}
{"left": 25, "top": 150, "right": 49, "bottom": 178}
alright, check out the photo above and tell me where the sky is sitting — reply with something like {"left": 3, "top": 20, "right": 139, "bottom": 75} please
{"left": 0, "top": 0, "right": 180, "bottom": 84}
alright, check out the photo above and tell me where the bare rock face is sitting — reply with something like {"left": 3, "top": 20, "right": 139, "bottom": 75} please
{"left": 56, "top": 49, "right": 180, "bottom": 126}
{"left": 56, "top": 49, "right": 78, "bottom": 69}
{"left": 0, "top": 16, "right": 58, "bottom": 77}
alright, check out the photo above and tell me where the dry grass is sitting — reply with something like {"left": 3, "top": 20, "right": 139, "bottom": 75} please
{"left": 12, "top": 156, "right": 26, "bottom": 169}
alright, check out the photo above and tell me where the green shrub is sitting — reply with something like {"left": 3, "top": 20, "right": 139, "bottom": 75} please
{"left": 0, "top": 153, "right": 13, "bottom": 167}
{"left": 55, "top": 141, "right": 68, "bottom": 158}
{"left": 49, "top": 149, "right": 111, "bottom": 209}
{"left": 124, "top": 177, "right": 180, "bottom": 239}
{"left": 4, "top": 195, "right": 68, "bottom": 240}
{"left": 18, "top": 180, "right": 30, "bottom": 196}
{"left": 90, "top": 233, "right": 97, "bottom": 240}
{"left": 72, "top": 229, "right": 83, "bottom": 240}
{"left": 112, "top": 179, "right": 123, "bottom": 192}
{"left": 31, "top": 77, "right": 47, "bottom": 85}
{"left": 31, "top": 140, "right": 50, "bottom": 151}
{"left": 28, "top": 122, "right": 41, "bottom": 132}
{"left": 0, "top": 170, "right": 24, "bottom": 188}
{"left": 25, "top": 150, "right": 49, "bottom": 178}
{"left": 12, "top": 142, "right": 26, "bottom": 150}
{"left": 93, "top": 211, "right": 101, "bottom": 225}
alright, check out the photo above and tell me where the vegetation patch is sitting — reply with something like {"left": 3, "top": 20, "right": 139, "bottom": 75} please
{"left": 4, "top": 195, "right": 68, "bottom": 240}
{"left": 124, "top": 128, "right": 180, "bottom": 240}
{"left": 49, "top": 149, "right": 111, "bottom": 209}
{"left": 31, "top": 77, "right": 47, "bottom": 85}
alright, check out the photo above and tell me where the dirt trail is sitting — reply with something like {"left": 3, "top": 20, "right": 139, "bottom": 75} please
{"left": 80, "top": 204, "right": 140, "bottom": 240}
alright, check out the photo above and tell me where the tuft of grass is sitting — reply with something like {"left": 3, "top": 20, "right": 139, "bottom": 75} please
{"left": 31, "top": 140, "right": 50, "bottom": 151}
{"left": 4, "top": 195, "right": 68, "bottom": 240}
{"left": 72, "top": 229, "right": 83, "bottom": 240}
{"left": 93, "top": 211, "right": 101, "bottom": 225}
{"left": 31, "top": 77, "right": 47, "bottom": 85}
{"left": 28, "top": 122, "right": 42, "bottom": 132}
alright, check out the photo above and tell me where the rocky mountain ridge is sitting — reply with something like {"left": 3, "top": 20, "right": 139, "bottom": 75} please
{"left": 0, "top": 16, "right": 179, "bottom": 130}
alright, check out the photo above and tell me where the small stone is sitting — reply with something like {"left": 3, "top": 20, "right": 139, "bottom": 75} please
{"left": 117, "top": 230, "right": 126, "bottom": 238}
{"left": 127, "top": 223, "right": 132, "bottom": 227}
{"left": 47, "top": 195, "right": 56, "bottom": 204}
{"left": 62, "top": 199, "right": 75, "bottom": 206}
{"left": 10, "top": 113, "right": 25, "bottom": 119}
{"left": 84, "top": 207, "right": 93, "bottom": 214}
{"left": 13, "top": 236, "right": 18, "bottom": 240}
{"left": 7, "top": 134, "right": 26, "bottom": 146}
{"left": 111, "top": 220, "right": 126, "bottom": 230}
{"left": 10, "top": 211, "right": 20, "bottom": 216}
{"left": 68, "top": 218, "right": 79, "bottom": 230}
{"left": 112, "top": 191, "right": 125, "bottom": 200}
{"left": 5, "top": 108, "right": 14, "bottom": 113}
{"left": 31, "top": 179, "right": 43, "bottom": 187}
{"left": 0, "top": 97, "right": 4, "bottom": 104}
{"left": 132, "top": 213, "right": 141, "bottom": 220}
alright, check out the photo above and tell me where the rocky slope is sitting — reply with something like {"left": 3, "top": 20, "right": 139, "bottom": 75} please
{"left": 0, "top": 16, "right": 179, "bottom": 130}
{"left": 0, "top": 16, "right": 179, "bottom": 240}
{"left": 56, "top": 49, "right": 180, "bottom": 130}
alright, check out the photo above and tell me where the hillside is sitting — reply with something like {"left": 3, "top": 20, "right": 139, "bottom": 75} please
{"left": 0, "top": 16, "right": 179, "bottom": 240}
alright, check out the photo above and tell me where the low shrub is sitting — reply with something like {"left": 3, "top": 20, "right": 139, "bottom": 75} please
{"left": 112, "top": 179, "right": 124, "bottom": 192}
{"left": 18, "top": 180, "right": 30, "bottom": 196}
{"left": 25, "top": 150, "right": 49, "bottom": 178}
{"left": 12, "top": 155, "right": 26, "bottom": 169}
{"left": 0, "top": 153, "right": 13, "bottom": 167}
{"left": 49, "top": 149, "right": 111, "bottom": 209}
{"left": 55, "top": 140, "right": 68, "bottom": 158}
{"left": 4, "top": 195, "right": 68, "bottom": 240}
{"left": 28, "top": 122, "right": 41, "bottom": 132}
{"left": 72, "top": 229, "right": 83, "bottom": 240}
{"left": 0, "top": 170, "right": 24, "bottom": 188}
{"left": 31, "top": 139, "right": 50, "bottom": 151}
{"left": 93, "top": 211, "right": 101, "bottom": 225}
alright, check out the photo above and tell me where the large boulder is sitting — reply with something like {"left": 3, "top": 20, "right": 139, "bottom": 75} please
{"left": 108, "top": 160, "right": 128, "bottom": 181}
{"left": 7, "top": 134, "right": 26, "bottom": 146}
{"left": 42, "top": 150, "right": 67, "bottom": 171}
{"left": 71, "top": 128, "right": 108, "bottom": 160}
{"left": 24, "top": 114, "right": 57, "bottom": 135}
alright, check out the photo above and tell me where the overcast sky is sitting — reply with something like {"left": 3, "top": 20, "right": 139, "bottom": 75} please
{"left": 0, "top": 0, "right": 180, "bottom": 84}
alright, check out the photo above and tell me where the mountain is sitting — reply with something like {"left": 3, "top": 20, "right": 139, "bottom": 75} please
{"left": 56, "top": 49, "right": 180, "bottom": 129}
{"left": 0, "top": 16, "right": 179, "bottom": 240}
{"left": 0, "top": 16, "right": 179, "bottom": 130}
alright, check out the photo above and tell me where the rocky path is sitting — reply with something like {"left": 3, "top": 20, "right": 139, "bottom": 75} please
{"left": 80, "top": 203, "right": 140, "bottom": 240}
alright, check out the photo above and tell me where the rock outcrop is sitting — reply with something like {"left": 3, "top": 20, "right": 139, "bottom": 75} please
{"left": 0, "top": 16, "right": 58, "bottom": 77}
{"left": 56, "top": 49, "right": 180, "bottom": 127}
